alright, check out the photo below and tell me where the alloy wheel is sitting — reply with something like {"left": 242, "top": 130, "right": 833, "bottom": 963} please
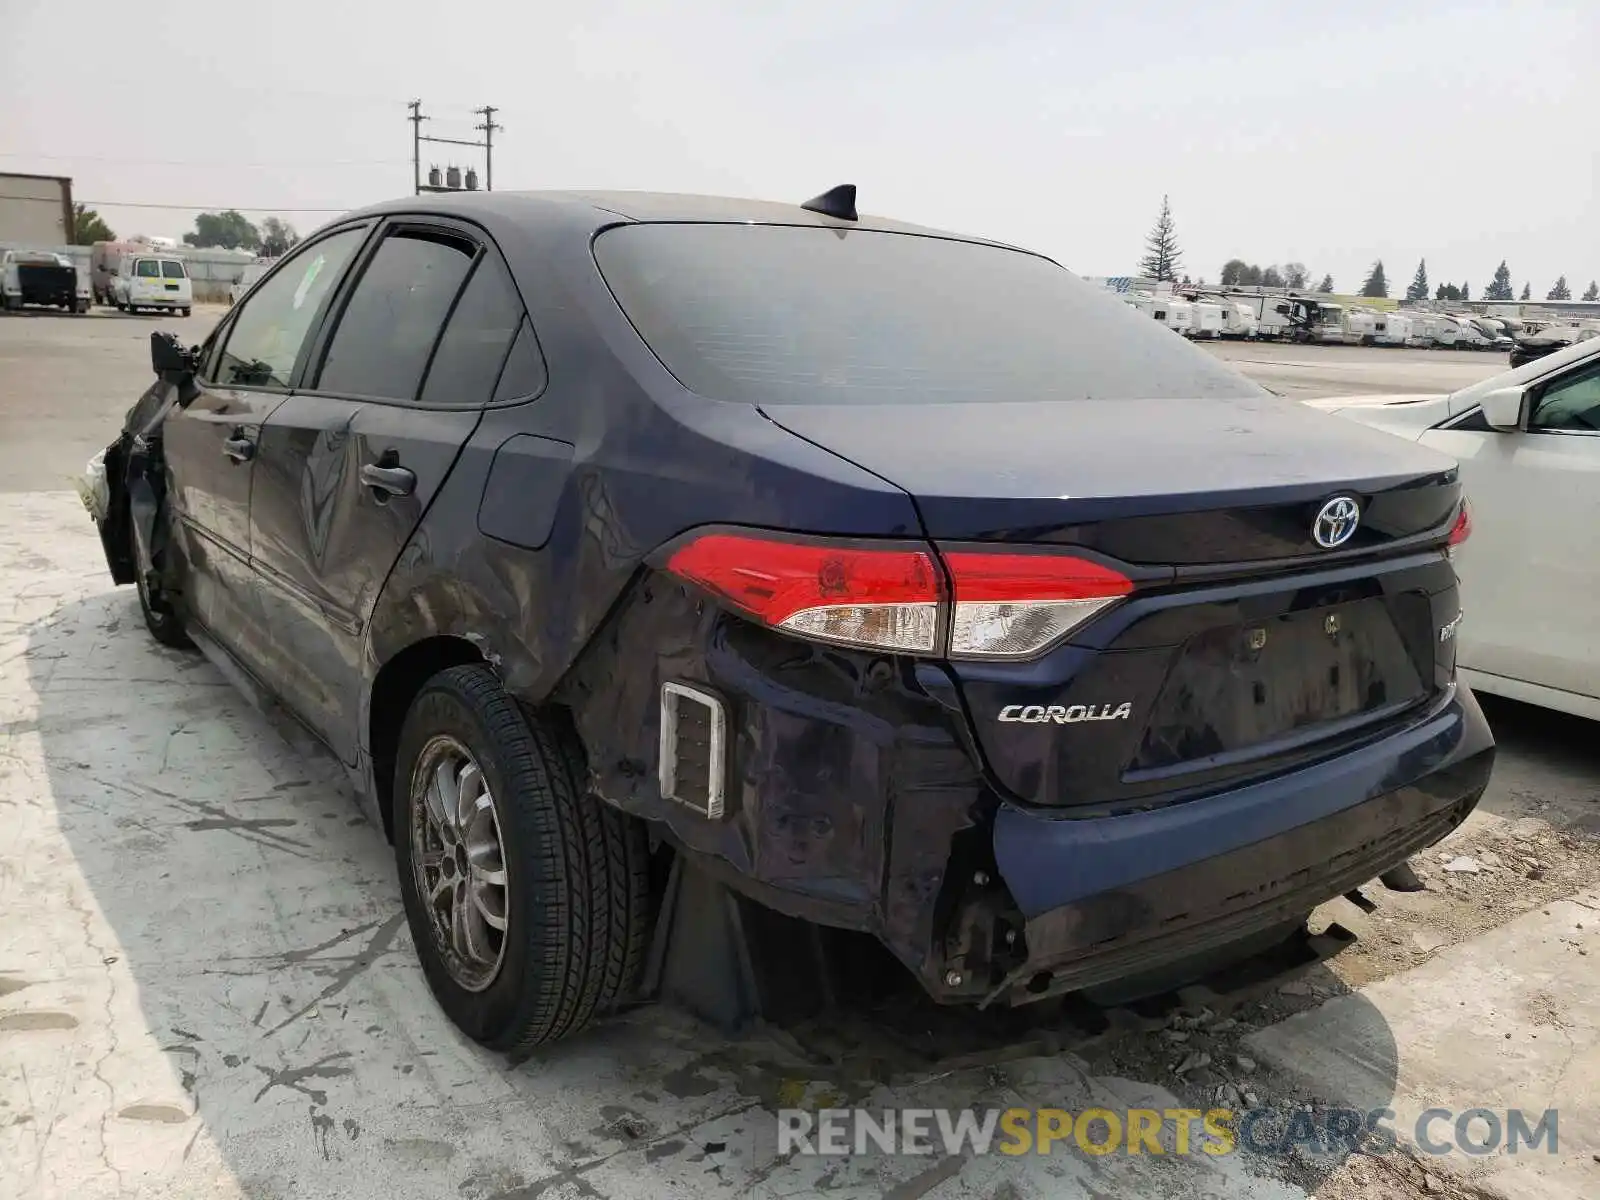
{"left": 409, "top": 735, "right": 510, "bottom": 992}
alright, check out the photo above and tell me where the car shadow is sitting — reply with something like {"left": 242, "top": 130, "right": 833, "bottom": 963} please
{"left": 10, "top": 581, "right": 1406, "bottom": 1199}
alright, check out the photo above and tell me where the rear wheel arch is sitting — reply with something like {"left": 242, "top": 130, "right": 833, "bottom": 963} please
{"left": 369, "top": 635, "right": 487, "bottom": 840}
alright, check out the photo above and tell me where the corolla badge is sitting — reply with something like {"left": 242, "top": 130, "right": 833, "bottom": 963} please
{"left": 999, "top": 703, "right": 1133, "bottom": 724}
{"left": 1312, "top": 496, "right": 1361, "bottom": 549}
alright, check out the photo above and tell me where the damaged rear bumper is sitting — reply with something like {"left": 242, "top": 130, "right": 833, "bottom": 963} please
{"left": 980, "top": 683, "right": 1494, "bottom": 1006}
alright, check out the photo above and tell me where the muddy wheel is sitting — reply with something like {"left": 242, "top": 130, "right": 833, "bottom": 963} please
{"left": 394, "top": 665, "right": 652, "bottom": 1054}
{"left": 135, "top": 559, "right": 193, "bottom": 649}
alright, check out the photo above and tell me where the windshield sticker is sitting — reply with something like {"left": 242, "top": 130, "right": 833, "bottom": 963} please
{"left": 293, "top": 255, "right": 326, "bottom": 311}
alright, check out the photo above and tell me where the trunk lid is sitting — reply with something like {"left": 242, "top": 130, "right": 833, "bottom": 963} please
{"left": 761, "top": 395, "right": 1459, "bottom": 562}
{"left": 764, "top": 395, "right": 1464, "bottom": 809}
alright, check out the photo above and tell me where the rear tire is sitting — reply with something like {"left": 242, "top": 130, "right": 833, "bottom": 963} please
{"left": 180, "top": 306, "right": 191, "bottom": 318}
{"left": 394, "top": 665, "right": 652, "bottom": 1054}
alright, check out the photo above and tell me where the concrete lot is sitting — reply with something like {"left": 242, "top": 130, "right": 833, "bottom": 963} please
{"left": 1202, "top": 339, "right": 1505, "bottom": 400}
{"left": 2, "top": 310, "right": 1597, "bottom": 1200}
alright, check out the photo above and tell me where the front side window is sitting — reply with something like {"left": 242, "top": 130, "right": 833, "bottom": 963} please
{"left": 161, "top": 260, "right": 187, "bottom": 279}
{"left": 211, "top": 226, "right": 366, "bottom": 390}
{"left": 1532, "top": 364, "right": 1600, "bottom": 433}
{"left": 135, "top": 259, "right": 160, "bottom": 278}
{"left": 316, "top": 229, "right": 475, "bottom": 401}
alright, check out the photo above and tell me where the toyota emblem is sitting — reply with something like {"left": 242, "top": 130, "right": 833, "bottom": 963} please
{"left": 1312, "top": 496, "right": 1361, "bottom": 549}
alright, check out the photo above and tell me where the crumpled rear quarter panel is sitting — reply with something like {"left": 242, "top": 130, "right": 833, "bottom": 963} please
{"left": 557, "top": 575, "right": 996, "bottom": 985}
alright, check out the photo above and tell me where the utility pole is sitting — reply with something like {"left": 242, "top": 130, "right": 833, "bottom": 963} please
{"left": 408, "top": 99, "right": 429, "bottom": 196}
{"left": 474, "top": 106, "right": 503, "bottom": 192}
{"left": 408, "top": 100, "right": 502, "bottom": 194}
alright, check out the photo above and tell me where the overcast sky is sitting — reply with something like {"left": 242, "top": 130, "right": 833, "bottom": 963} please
{"left": 4, "top": 0, "right": 1595, "bottom": 294}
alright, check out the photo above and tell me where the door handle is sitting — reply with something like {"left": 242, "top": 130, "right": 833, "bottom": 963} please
{"left": 223, "top": 435, "right": 255, "bottom": 463}
{"left": 360, "top": 462, "right": 417, "bottom": 497}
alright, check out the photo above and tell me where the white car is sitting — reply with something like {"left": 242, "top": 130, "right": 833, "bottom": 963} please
{"left": 1309, "top": 338, "right": 1600, "bottom": 720}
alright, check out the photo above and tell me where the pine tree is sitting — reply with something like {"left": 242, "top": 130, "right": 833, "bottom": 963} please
{"left": 1139, "top": 195, "right": 1183, "bottom": 282}
{"left": 1360, "top": 260, "right": 1389, "bottom": 298}
{"left": 1585, "top": 281, "right": 1599, "bottom": 302}
{"left": 1461, "top": 282, "right": 1470, "bottom": 301}
{"left": 1406, "top": 258, "right": 1429, "bottom": 301}
{"left": 1521, "top": 282, "right": 1531, "bottom": 301}
{"left": 1547, "top": 276, "right": 1572, "bottom": 300}
{"left": 1316, "top": 273, "right": 1334, "bottom": 293}
{"left": 1486, "top": 261, "right": 1513, "bottom": 301}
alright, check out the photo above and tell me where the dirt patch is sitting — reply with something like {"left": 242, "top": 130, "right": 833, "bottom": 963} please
{"left": 1321, "top": 816, "right": 1600, "bottom": 991}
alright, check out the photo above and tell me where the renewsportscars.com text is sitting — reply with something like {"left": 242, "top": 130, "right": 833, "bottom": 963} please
{"left": 778, "top": 1106, "right": 1559, "bottom": 1159}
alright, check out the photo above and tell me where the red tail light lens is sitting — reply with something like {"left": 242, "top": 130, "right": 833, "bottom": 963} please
{"left": 664, "top": 532, "right": 941, "bottom": 653}
{"left": 944, "top": 551, "right": 1134, "bottom": 659}
{"left": 1447, "top": 498, "right": 1472, "bottom": 549}
{"left": 665, "top": 531, "right": 1136, "bottom": 658}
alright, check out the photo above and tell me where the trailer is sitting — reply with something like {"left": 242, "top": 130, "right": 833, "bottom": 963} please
{"left": 1220, "top": 301, "right": 1257, "bottom": 338}
{"left": 1440, "top": 314, "right": 1489, "bottom": 350}
{"left": 1186, "top": 299, "right": 1226, "bottom": 339}
{"left": 1155, "top": 297, "right": 1194, "bottom": 335}
{"left": 91, "top": 241, "right": 145, "bottom": 306}
{"left": 1411, "top": 313, "right": 1452, "bottom": 348}
{"left": 1345, "top": 308, "right": 1381, "bottom": 345}
{"left": 1224, "top": 294, "right": 1342, "bottom": 342}
{"left": 1124, "top": 292, "right": 1188, "bottom": 335}
{"left": 1374, "top": 312, "right": 1413, "bottom": 347}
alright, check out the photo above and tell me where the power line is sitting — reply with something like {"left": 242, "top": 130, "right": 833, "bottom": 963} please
{"left": 71, "top": 199, "right": 357, "bottom": 213}
{"left": 0, "top": 152, "right": 410, "bottom": 169}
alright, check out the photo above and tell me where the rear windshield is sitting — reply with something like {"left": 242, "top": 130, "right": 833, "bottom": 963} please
{"left": 593, "top": 224, "right": 1265, "bottom": 406}
{"left": 161, "top": 260, "right": 187, "bottom": 279}
{"left": 135, "top": 259, "right": 160, "bottom": 278}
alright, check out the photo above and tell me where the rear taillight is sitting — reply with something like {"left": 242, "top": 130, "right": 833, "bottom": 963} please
{"left": 664, "top": 533, "right": 941, "bottom": 653}
{"left": 1446, "top": 499, "right": 1472, "bottom": 559}
{"left": 943, "top": 551, "right": 1134, "bottom": 659}
{"left": 663, "top": 532, "right": 1133, "bottom": 659}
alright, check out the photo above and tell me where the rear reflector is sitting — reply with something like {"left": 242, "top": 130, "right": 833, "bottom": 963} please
{"left": 664, "top": 531, "right": 1135, "bottom": 659}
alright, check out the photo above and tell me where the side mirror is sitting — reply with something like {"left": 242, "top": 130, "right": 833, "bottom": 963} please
{"left": 1478, "top": 385, "right": 1526, "bottom": 431}
{"left": 150, "top": 330, "right": 196, "bottom": 377}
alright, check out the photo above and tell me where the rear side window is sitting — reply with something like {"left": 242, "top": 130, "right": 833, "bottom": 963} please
{"left": 594, "top": 224, "right": 1265, "bottom": 406}
{"left": 134, "top": 259, "right": 160, "bottom": 278}
{"left": 317, "top": 229, "right": 474, "bottom": 401}
{"left": 161, "top": 260, "right": 187, "bottom": 279}
{"left": 493, "top": 320, "right": 547, "bottom": 402}
{"left": 419, "top": 251, "right": 530, "bottom": 406}
{"left": 211, "top": 226, "right": 366, "bottom": 390}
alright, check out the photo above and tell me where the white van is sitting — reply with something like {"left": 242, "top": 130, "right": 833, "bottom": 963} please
{"left": 113, "top": 255, "right": 192, "bottom": 316}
